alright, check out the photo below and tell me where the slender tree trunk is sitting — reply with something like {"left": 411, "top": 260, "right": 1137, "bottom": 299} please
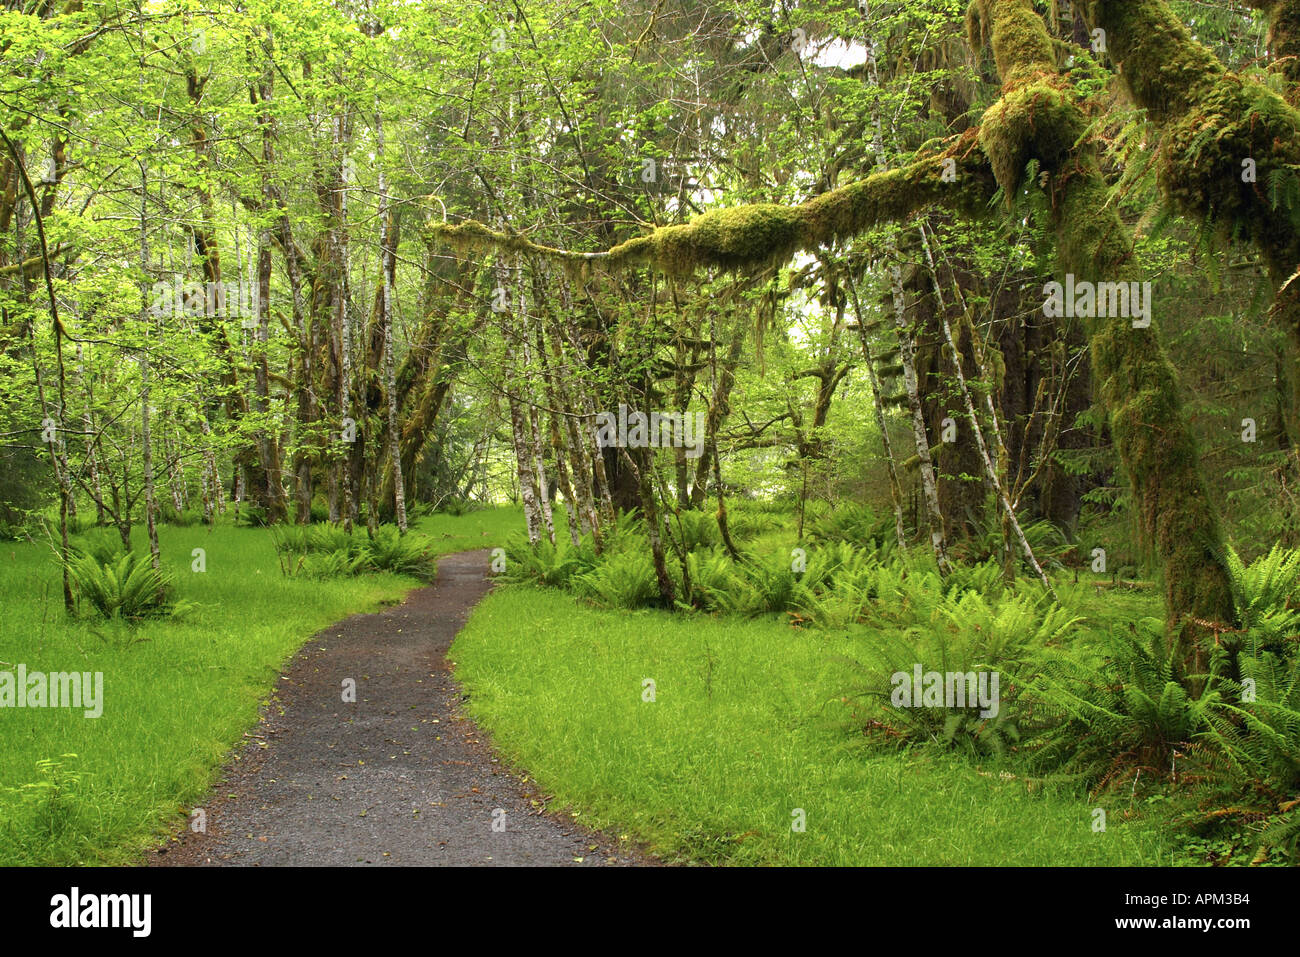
{"left": 376, "top": 105, "right": 407, "bottom": 533}
{"left": 691, "top": 311, "right": 746, "bottom": 509}
{"left": 334, "top": 110, "right": 355, "bottom": 533}
{"left": 862, "top": 23, "right": 951, "bottom": 573}
{"left": 252, "top": 50, "right": 287, "bottom": 523}
{"left": 923, "top": 228, "right": 1054, "bottom": 594}
{"left": 520, "top": 301, "right": 556, "bottom": 545}
{"left": 3, "top": 128, "right": 73, "bottom": 606}
{"left": 139, "top": 162, "right": 160, "bottom": 570}
{"left": 556, "top": 290, "right": 615, "bottom": 524}
{"left": 843, "top": 269, "right": 909, "bottom": 552}
{"left": 621, "top": 446, "right": 675, "bottom": 604}
{"left": 533, "top": 319, "right": 582, "bottom": 544}
{"left": 542, "top": 285, "right": 602, "bottom": 545}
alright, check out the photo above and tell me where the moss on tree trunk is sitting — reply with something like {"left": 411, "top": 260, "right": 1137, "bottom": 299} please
{"left": 971, "top": 0, "right": 1235, "bottom": 656}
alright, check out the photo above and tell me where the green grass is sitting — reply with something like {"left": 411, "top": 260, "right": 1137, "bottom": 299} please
{"left": 0, "top": 507, "right": 518, "bottom": 865}
{"left": 451, "top": 585, "right": 1187, "bottom": 866}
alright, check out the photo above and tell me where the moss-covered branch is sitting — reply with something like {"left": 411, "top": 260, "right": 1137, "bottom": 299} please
{"left": 1076, "top": 0, "right": 1300, "bottom": 452}
{"left": 1076, "top": 0, "right": 1300, "bottom": 279}
{"left": 429, "top": 132, "right": 996, "bottom": 276}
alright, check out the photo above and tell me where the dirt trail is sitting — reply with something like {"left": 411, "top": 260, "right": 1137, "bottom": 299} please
{"left": 154, "top": 549, "right": 638, "bottom": 866}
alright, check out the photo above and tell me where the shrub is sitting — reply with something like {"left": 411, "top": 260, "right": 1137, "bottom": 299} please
{"left": 729, "top": 549, "right": 803, "bottom": 616}
{"left": 76, "top": 530, "right": 128, "bottom": 566}
{"left": 273, "top": 523, "right": 436, "bottom": 581}
{"left": 306, "top": 523, "right": 367, "bottom": 557}
{"left": 806, "top": 502, "right": 895, "bottom": 551}
{"left": 951, "top": 510, "right": 1072, "bottom": 571}
{"left": 842, "top": 591, "right": 1082, "bottom": 756}
{"left": 1022, "top": 618, "right": 1221, "bottom": 788}
{"left": 725, "top": 509, "right": 782, "bottom": 542}
{"left": 790, "top": 542, "right": 878, "bottom": 628}
{"left": 157, "top": 506, "right": 203, "bottom": 527}
{"left": 299, "top": 548, "right": 370, "bottom": 580}
{"left": 237, "top": 505, "right": 269, "bottom": 527}
{"left": 666, "top": 509, "right": 719, "bottom": 551}
{"left": 681, "top": 547, "right": 743, "bottom": 612}
{"left": 1221, "top": 543, "right": 1300, "bottom": 651}
{"left": 1191, "top": 643, "right": 1300, "bottom": 863}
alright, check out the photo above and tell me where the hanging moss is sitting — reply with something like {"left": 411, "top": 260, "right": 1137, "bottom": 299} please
{"left": 1271, "top": 2, "right": 1300, "bottom": 95}
{"left": 975, "top": 0, "right": 1058, "bottom": 82}
{"left": 641, "top": 204, "right": 804, "bottom": 273}
{"left": 1076, "top": 1, "right": 1223, "bottom": 120}
{"left": 1158, "top": 77, "right": 1300, "bottom": 277}
{"left": 1243, "top": 2, "right": 1300, "bottom": 97}
{"left": 428, "top": 0, "right": 1239, "bottom": 636}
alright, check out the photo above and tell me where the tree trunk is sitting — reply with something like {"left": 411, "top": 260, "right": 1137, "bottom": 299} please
{"left": 862, "top": 26, "right": 952, "bottom": 574}
{"left": 843, "top": 268, "right": 909, "bottom": 552}
{"left": 376, "top": 105, "right": 407, "bottom": 533}
{"left": 973, "top": 0, "right": 1236, "bottom": 650}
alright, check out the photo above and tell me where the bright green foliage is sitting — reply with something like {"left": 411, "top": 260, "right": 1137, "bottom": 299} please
{"left": 364, "top": 526, "right": 438, "bottom": 581}
{"left": 0, "top": 510, "right": 516, "bottom": 865}
{"left": 804, "top": 503, "right": 897, "bottom": 554}
{"left": 64, "top": 550, "right": 178, "bottom": 621}
{"left": 574, "top": 550, "right": 660, "bottom": 610}
{"left": 453, "top": 585, "right": 1180, "bottom": 865}
{"left": 502, "top": 535, "right": 599, "bottom": 590}
{"left": 841, "top": 589, "right": 1082, "bottom": 756}
{"left": 1221, "top": 543, "right": 1300, "bottom": 644}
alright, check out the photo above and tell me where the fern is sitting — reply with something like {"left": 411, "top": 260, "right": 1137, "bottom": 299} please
{"left": 364, "top": 526, "right": 438, "bottom": 581}
{"left": 299, "top": 548, "right": 370, "bottom": 580}
{"left": 65, "top": 549, "right": 177, "bottom": 620}
{"left": 502, "top": 534, "right": 598, "bottom": 589}
{"left": 682, "top": 547, "right": 744, "bottom": 613}
{"left": 838, "top": 589, "right": 1082, "bottom": 757}
{"left": 574, "top": 550, "right": 659, "bottom": 609}
{"left": 1022, "top": 619, "right": 1221, "bottom": 789}
{"left": 1220, "top": 543, "right": 1300, "bottom": 646}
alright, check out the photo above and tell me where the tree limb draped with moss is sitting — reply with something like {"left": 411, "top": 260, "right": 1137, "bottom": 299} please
{"left": 427, "top": 0, "right": 1240, "bottom": 649}
{"left": 1076, "top": 2, "right": 1300, "bottom": 347}
{"left": 430, "top": 133, "right": 997, "bottom": 275}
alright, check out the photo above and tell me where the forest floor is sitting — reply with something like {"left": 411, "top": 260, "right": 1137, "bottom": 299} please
{"left": 451, "top": 584, "right": 1186, "bottom": 865}
{"left": 152, "top": 549, "right": 647, "bottom": 866}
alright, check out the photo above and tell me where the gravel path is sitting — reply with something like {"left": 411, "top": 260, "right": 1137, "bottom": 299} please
{"left": 154, "top": 549, "right": 640, "bottom": 867}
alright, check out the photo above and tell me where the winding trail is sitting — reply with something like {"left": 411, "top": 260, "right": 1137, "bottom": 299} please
{"left": 154, "top": 549, "right": 639, "bottom": 867}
